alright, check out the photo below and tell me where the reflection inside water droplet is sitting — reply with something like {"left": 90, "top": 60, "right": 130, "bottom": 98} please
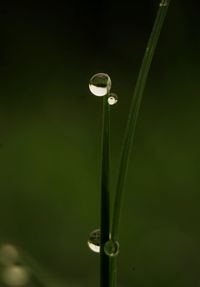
{"left": 104, "top": 240, "right": 119, "bottom": 257}
{"left": 88, "top": 229, "right": 100, "bottom": 253}
{"left": 89, "top": 73, "right": 111, "bottom": 96}
{"left": 108, "top": 93, "right": 118, "bottom": 105}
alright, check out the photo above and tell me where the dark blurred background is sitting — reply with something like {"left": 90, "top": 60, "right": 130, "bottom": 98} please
{"left": 0, "top": 0, "right": 200, "bottom": 286}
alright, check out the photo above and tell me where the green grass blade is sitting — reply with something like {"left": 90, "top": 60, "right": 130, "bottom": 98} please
{"left": 100, "top": 96, "right": 111, "bottom": 287}
{"left": 109, "top": 2, "right": 172, "bottom": 286}
{"left": 111, "top": 0, "right": 172, "bottom": 241}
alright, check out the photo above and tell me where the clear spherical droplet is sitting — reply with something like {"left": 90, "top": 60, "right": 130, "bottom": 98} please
{"left": 0, "top": 244, "right": 19, "bottom": 266}
{"left": 88, "top": 229, "right": 100, "bottom": 253}
{"left": 104, "top": 240, "right": 119, "bottom": 257}
{"left": 2, "top": 265, "right": 30, "bottom": 287}
{"left": 89, "top": 73, "right": 111, "bottom": 96}
{"left": 108, "top": 93, "right": 118, "bottom": 105}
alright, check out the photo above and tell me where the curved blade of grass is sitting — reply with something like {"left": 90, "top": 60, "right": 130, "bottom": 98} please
{"left": 111, "top": 0, "right": 171, "bottom": 243}
{"left": 100, "top": 96, "right": 111, "bottom": 287}
{"left": 109, "top": 1, "right": 172, "bottom": 286}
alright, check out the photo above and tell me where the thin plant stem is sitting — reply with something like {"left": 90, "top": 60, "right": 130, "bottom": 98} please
{"left": 110, "top": 0, "right": 172, "bottom": 285}
{"left": 112, "top": 0, "right": 171, "bottom": 242}
{"left": 100, "top": 96, "right": 111, "bottom": 287}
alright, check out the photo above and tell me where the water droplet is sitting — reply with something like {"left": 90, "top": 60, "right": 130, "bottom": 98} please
{"left": 88, "top": 229, "right": 100, "bottom": 253}
{"left": 108, "top": 93, "right": 118, "bottom": 105}
{"left": 0, "top": 244, "right": 19, "bottom": 266}
{"left": 89, "top": 73, "right": 111, "bottom": 96}
{"left": 104, "top": 240, "right": 119, "bottom": 257}
{"left": 2, "top": 265, "right": 30, "bottom": 287}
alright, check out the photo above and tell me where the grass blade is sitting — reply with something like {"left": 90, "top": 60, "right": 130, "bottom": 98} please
{"left": 112, "top": 0, "right": 171, "bottom": 241}
{"left": 100, "top": 96, "right": 111, "bottom": 287}
{"left": 110, "top": 1, "right": 172, "bottom": 285}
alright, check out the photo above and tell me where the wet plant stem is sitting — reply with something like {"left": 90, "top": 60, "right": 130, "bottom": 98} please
{"left": 100, "top": 96, "right": 110, "bottom": 287}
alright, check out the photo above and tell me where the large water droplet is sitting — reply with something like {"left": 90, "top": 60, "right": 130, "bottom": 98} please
{"left": 88, "top": 229, "right": 100, "bottom": 253}
{"left": 108, "top": 93, "right": 118, "bottom": 105}
{"left": 2, "top": 265, "right": 30, "bottom": 287}
{"left": 89, "top": 73, "right": 111, "bottom": 96}
{"left": 104, "top": 240, "right": 119, "bottom": 257}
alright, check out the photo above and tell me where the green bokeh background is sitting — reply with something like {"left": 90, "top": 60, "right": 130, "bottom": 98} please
{"left": 0, "top": 1, "right": 200, "bottom": 286}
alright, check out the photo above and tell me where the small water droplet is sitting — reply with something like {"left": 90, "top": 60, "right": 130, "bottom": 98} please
{"left": 2, "top": 265, "right": 30, "bottom": 287}
{"left": 104, "top": 240, "right": 119, "bottom": 257}
{"left": 89, "top": 73, "right": 111, "bottom": 96}
{"left": 88, "top": 229, "right": 100, "bottom": 253}
{"left": 108, "top": 93, "right": 118, "bottom": 105}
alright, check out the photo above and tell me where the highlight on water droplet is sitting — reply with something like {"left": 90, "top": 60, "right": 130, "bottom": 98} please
{"left": 108, "top": 93, "right": 118, "bottom": 106}
{"left": 104, "top": 240, "right": 119, "bottom": 257}
{"left": 87, "top": 229, "right": 100, "bottom": 253}
{"left": 2, "top": 265, "right": 30, "bottom": 287}
{"left": 89, "top": 73, "right": 111, "bottom": 96}
{"left": 0, "top": 244, "right": 19, "bottom": 266}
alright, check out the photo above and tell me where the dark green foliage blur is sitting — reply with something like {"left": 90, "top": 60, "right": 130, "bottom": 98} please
{"left": 0, "top": 1, "right": 199, "bottom": 286}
